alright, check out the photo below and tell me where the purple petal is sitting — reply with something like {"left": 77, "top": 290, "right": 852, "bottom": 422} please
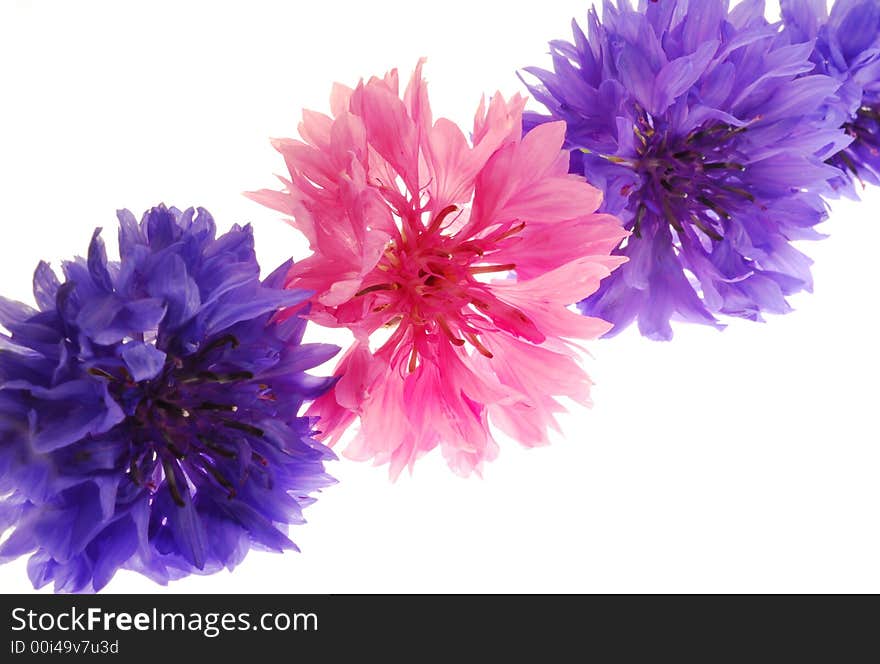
{"left": 121, "top": 341, "right": 166, "bottom": 382}
{"left": 32, "top": 261, "right": 61, "bottom": 312}
{"left": 87, "top": 228, "right": 114, "bottom": 292}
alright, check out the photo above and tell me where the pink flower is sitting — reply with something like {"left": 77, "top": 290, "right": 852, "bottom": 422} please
{"left": 248, "top": 61, "right": 627, "bottom": 478}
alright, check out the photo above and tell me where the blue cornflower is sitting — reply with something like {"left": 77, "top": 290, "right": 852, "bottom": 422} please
{"left": 782, "top": 0, "right": 880, "bottom": 195}
{"left": 0, "top": 205, "right": 339, "bottom": 592}
{"left": 521, "top": 0, "right": 848, "bottom": 339}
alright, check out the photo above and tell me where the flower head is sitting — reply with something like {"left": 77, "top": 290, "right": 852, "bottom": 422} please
{"left": 0, "top": 206, "right": 338, "bottom": 592}
{"left": 249, "top": 62, "right": 626, "bottom": 478}
{"left": 521, "top": 0, "right": 847, "bottom": 340}
{"left": 781, "top": 0, "right": 880, "bottom": 194}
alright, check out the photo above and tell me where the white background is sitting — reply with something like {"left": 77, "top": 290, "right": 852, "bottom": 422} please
{"left": 1, "top": 0, "right": 877, "bottom": 594}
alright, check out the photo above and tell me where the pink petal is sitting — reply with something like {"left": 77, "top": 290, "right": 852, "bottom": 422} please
{"left": 425, "top": 118, "right": 478, "bottom": 206}
{"left": 494, "top": 214, "right": 628, "bottom": 280}
{"left": 403, "top": 58, "right": 432, "bottom": 137}
{"left": 330, "top": 82, "right": 354, "bottom": 117}
{"left": 298, "top": 110, "right": 334, "bottom": 148}
{"left": 349, "top": 79, "right": 420, "bottom": 193}
{"left": 242, "top": 188, "right": 294, "bottom": 215}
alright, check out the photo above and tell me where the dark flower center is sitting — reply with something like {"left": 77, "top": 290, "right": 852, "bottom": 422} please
{"left": 832, "top": 104, "right": 880, "bottom": 182}
{"left": 91, "top": 335, "right": 268, "bottom": 505}
{"left": 621, "top": 114, "right": 755, "bottom": 241}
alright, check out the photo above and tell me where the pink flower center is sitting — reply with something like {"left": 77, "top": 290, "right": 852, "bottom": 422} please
{"left": 355, "top": 205, "right": 530, "bottom": 371}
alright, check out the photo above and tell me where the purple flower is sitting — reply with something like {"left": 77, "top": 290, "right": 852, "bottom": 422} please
{"left": 0, "top": 205, "right": 339, "bottom": 592}
{"left": 782, "top": 0, "right": 880, "bottom": 195}
{"left": 521, "top": 0, "right": 848, "bottom": 339}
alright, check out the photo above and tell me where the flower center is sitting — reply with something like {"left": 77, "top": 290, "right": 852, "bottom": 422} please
{"left": 91, "top": 335, "right": 267, "bottom": 504}
{"left": 355, "top": 205, "right": 525, "bottom": 371}
{"left": 833, "top": 104, "right": 880, "bottom": 183}
{"left": 608, "top": 114, "right": 756, "bottom": 242}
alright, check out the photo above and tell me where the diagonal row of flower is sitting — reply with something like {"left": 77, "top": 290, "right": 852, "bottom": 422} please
{"left": 2, "top": 0, "right": 878, "bottom": 591}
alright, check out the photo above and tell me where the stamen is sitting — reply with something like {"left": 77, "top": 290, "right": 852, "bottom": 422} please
{"left": 198, "top": 435, "right": 237, "bottom": 458}
{"left": 687, "top": 124, "right": 731, "bottom": 144}
{"left": 837, "top": 150, "right": 862, "bottom": 180}
{"left": 155, "top": 399, "right": 188, "bottom": 418}
{"left": 696, "top": 196, "right": 731, "bottom": 220}
{"left": 181, "top": 371, "right": 254, "bottom": 384}
{"left": 162, "top": 432, "right": 186, "bottom": 459}
{"left": 691, "top": 216, "right": 723, "bottom": 241}
{"left": 199, "top": 459, "right": 237, "bottom": 498}
{"left": 703, "top": 162, "right": 745, "bottom": 171}
{"left": 200, "top": 334, "right": 240, "bottom": 354}
{"left": 722, "top": 125, "right": 749, "bottom": 139}
{"left": 454, "top": 241, "right": 484, "bottom": 256}
{"left": 355, "top": 283, "right": 397, "bottom": 297}
{"left": 383, "top": 247, "right": 401, "bottom": 267}
{"left": 426, "top": 204, "right": 458, "bottom": 234}
{"left": 470, "top": 298, "right": 489, "bottom": 310}
{"left": 221, "top": 419, "right": 265, "bottom": 437}
{"left": 494, "top": 221, "right": 526, "bottom": 242}
{"left": 128, "top": 458, "right": 144, "bottom": 486}
{"left": 717, "top": 184, "right": 755, "bottom": 202}
{"left": 602, "top": 154, "right": 636, "bottom": 166}
{"left": 464, "top": 332, "right": 493, "bottom": 358}
{"left": 88, "top": 367, "right": 117, "bottom": 381}
{"left": 426, "top": 249, "right": 453, "bottom": 259}
{"left": 195, "top": 401, "right": 239, "bottom": 412}
{"left": 438, "top": 317, "right": 465, "bottom": 346}
{"left": 161, "top": 458, "right": 186, "bottom": 507}
{"left": 632, "top": 203, "right": 647, "bottom": 238}
{"left": 662, "top": 198, "right": 684, "bottom": 233}
{"left": 469, "top": 263, "right": 516, "bottom": 275}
